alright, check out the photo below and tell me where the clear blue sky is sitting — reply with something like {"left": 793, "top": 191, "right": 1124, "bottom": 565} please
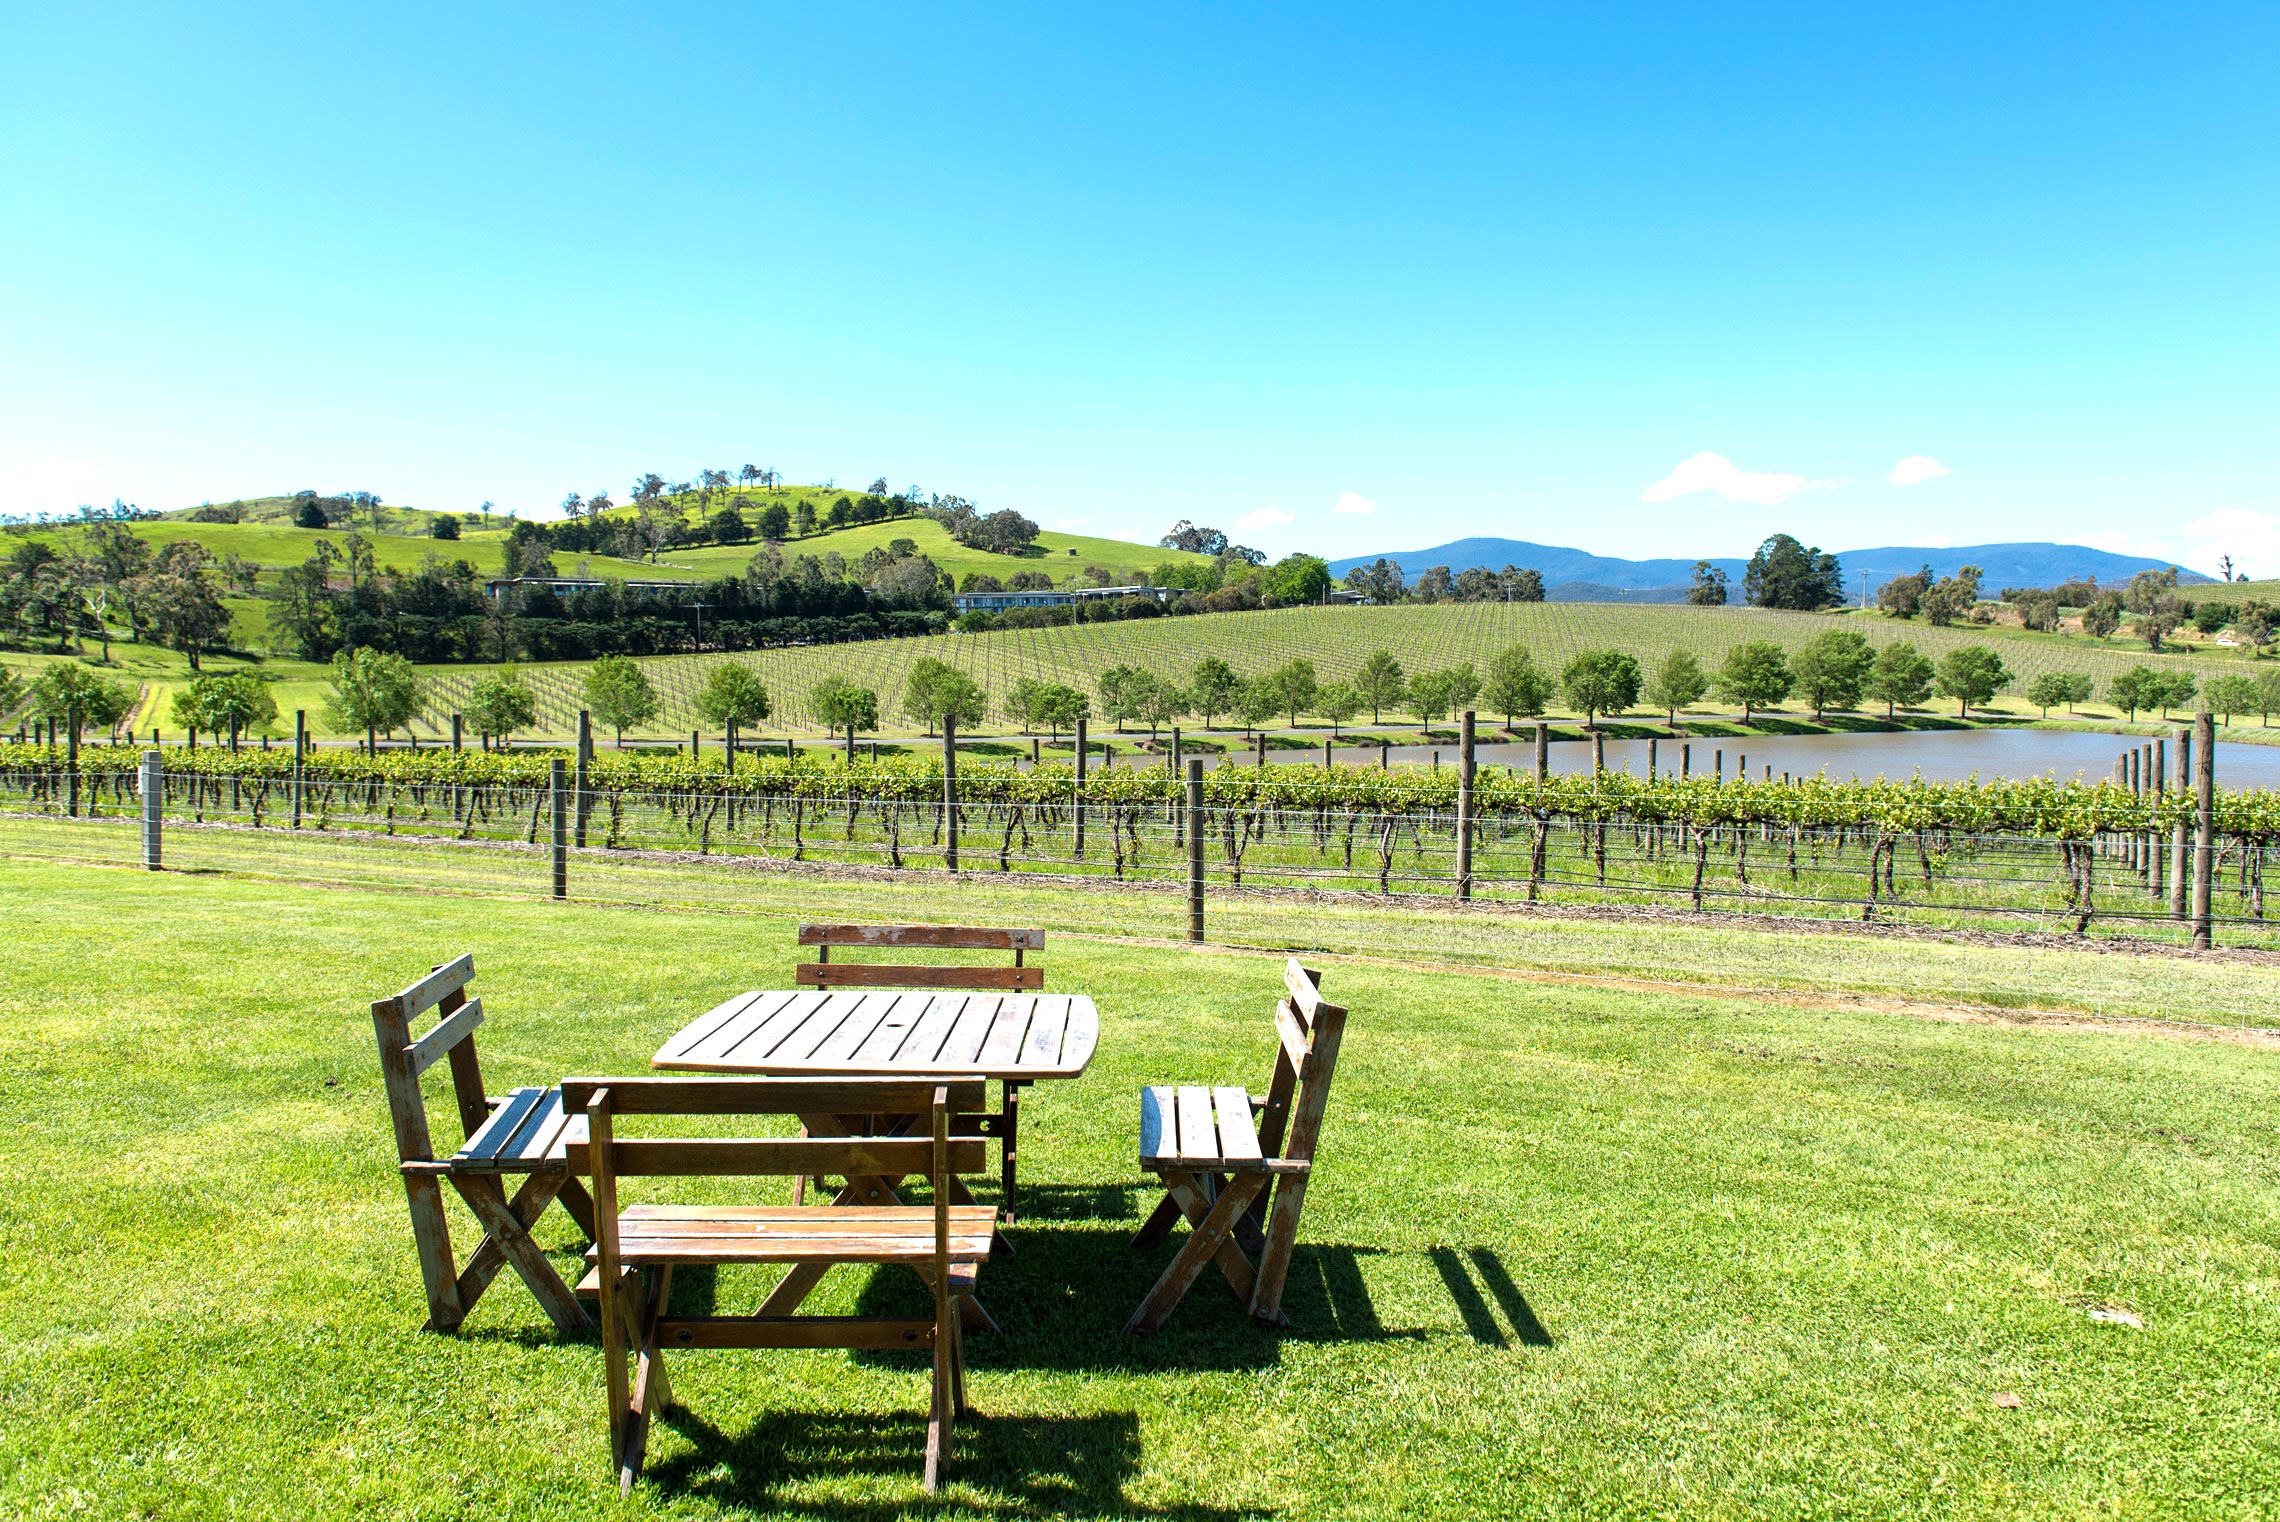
{"left": 4, "top": 3, "right": 2274, "bottom": 575}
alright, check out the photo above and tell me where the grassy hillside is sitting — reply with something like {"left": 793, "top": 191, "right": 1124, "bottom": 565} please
{"left": 410, "top": 599, "right": 2275, "bottom": 741}
{"left": 643, "top": 515, "right": 1200, "bottom": 588}
{"left": 14, "top": 490, "right": 1200, "bottom": 593}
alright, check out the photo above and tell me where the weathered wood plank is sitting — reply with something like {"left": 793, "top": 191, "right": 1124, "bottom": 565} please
{"left": 1175, "top": 1085, "right": 1216, "bottom": 1161}
{"left": 1020, "top": 996, "right": 1072, "bottom": 1069}
{"left": 654, "top": 990, "right": 774, "bottom": 1064}
{"left": 389, "top": 953, "right": 475, "bottom": 1023}
{"left": 852, "top": 992, "right": 928, "bottom": 1066}
{"left": 894, "top": 993, "right": 967, "bottom": 1068}
{"left": 1212, "top": 1086, "right": 1262, "bottom": 1163}
{"left": 563, "top": 1077, "right": 987, "bottom": 1116}
{"left": 935, "top": 996, "right": 1000, "bottom": 1068}
{"left": 571, "top": 1136, "right": 987, "bottom": 1178}
{"left": 1274, "top": 1001, "right": 1314, "bottom": 1080}
{"left": 797, "top": 963, "right": 1044, "bottom": 991}
{"left": 798, "top": 924, "right": 1044, "bottom": 950}
{"left": 1139, "top": 1085, "right": 1175, "bottom": 1163}
{"left": 974, "top": 998, "right": 1037, "bottom": 1069}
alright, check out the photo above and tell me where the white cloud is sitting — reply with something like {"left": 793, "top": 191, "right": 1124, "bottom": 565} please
{"left": 2181, "top": 508, "right": 2280, "bottom": 576}
{"left": 1888, "top": 455, "right": 1954, "bottom": 487}
{"left": 1332, "top": 492, "right": 1377, "bottom": 516}
{"left": 1056, "top": 516, "right": 1093, "bottom": 530}
{"left": 1641, "top": 451, "right": 1837, "bottom": 506}
{"left": 2085, "top": 529, "right": 2179, "bottom": 561}
{"left": 1238, "top": 506, "right": 1294, "bottom": 532}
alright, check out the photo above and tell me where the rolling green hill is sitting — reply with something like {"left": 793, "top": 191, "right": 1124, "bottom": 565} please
{"left": 407, "top": 599, "right": 2274, "bottom": 742}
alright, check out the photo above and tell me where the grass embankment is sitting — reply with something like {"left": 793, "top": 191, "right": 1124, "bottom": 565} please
{"left": 2, "top": 862, "right": 2279, "bottom": 1517}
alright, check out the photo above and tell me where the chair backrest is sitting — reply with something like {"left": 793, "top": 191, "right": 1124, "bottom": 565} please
{"left": 561, "top": 1077, "right": 990, "bottom": 1304}
{"left": 794, "top": 923, "right": 1045, "bottom": 991}
{"left": 370, "top": 953, "right": 491, "bottom": 1165}
{"left": 1257, "top": 959, "right": 1348, "bottom": 1168}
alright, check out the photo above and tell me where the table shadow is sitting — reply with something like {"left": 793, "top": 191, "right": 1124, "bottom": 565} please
{"left": 643, "top": 1406, "right": 1266, "bottom": 1519}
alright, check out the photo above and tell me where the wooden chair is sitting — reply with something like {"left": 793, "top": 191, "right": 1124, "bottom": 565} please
{"left": 1126, "top": 958, "right": 1348, "bottom": 1332}
{"left": 793, "top": 923, "right": 1043, "bottom": 1220}
{"left": 560, "top": 1076, "right": 994, "bottom": 1495}
{"left": 369, "top": 954, "right": 596, "bottom": 1334}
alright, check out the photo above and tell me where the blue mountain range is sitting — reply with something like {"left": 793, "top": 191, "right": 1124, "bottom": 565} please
{"left": 1325, "top": 538, "right": 2214, "bottom": 600}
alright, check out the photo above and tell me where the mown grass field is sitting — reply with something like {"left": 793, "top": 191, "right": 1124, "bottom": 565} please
{"left": 1, "top": 857, "right": 2277, "bottom": 1519}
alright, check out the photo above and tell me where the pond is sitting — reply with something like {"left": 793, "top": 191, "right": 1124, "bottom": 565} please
{"left": 1211, "top": 726, "right": 2280, "bottom": 789}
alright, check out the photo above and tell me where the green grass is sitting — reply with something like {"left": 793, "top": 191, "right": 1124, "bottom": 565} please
{"left": 650, "top": 515, "right": 1205, "bottom": 590}
{"left": 2, "top": 859, "right": 2278, "bottom": 1518}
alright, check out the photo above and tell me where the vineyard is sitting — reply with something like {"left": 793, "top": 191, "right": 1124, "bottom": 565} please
{"left": 9, "top": 742, "right": 2274, "bottom": 948}
{"left": 405, "top": 600, "right": 2266, "bottom": 741}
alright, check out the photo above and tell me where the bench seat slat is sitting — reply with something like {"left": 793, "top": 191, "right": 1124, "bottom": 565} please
{"left": 449, "top": 1085, "right": 569, "bottom": 1172}
{"left": 596, "top": 1204, "right": 998, "bottom": 1265}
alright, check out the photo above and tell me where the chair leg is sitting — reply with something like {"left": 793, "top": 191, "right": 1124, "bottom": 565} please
{"left": 1163, "top": 1173, "right": 1259, "bottom": 1305}
{"left": 1126, "top": 1173, "right": 1266, "bottom": 1334}
{"left": 949, "top": 1301, "right": 969, "bottom": 1417}
{"left": 599, "top": 1268, "right": 629, "bottom": 1488}
{"left": 621, "top": 1266, "right": 671, "bottom": 1495}
{"left": 1130, "top": 1189, "right": 1183, "bottom": 1250}
{"left": 925, "top": 1314, "right": 953, "bottom": 1493}
{"left": 452, "top": 1173, "right": 592, "bottom": 1334}
{"left": 1249, "top": 1174, "right": 1310, "bottom": 1325}
{"left": 400, "top": 1174, "right": 467, "bottom": 1331}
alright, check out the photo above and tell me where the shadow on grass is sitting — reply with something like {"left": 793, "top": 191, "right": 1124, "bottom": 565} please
{"left": 839, "top": 1229, "right": 1423, "bottom": 1374}
{"left": 1430, "top": 1247, "right": 1554, "bottom": 1348}
{"left": 645, "top": 1407, "right": 1259, "bottom": 1518}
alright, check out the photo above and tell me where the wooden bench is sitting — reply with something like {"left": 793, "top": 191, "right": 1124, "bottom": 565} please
{"left": 562, "top": 1076, "right": 994, "bottom": 1495}
{"left": 793, "top": 924, "right": 1045, "bottom": 1221}
{"left": 1127, "top": 958, "right": 1348, "bottom": 1332}
{"left": 370, "top": 954, "right": 596, "bottom": 1334}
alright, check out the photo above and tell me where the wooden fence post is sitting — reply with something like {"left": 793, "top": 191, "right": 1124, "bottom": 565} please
{"left": 1534, "top": 720, "right": 1548, "bottom": 783}
{"left": 2150, "top": 737, "right": 2166, "bottom": 900}
{"left": 2192, "top": 712, "right": 2215, "bottom": 949}
{"left": 451, "top": 713, "right": 462, "bottom": 753}
{"left": 1456, "top": 711, "right": 1476, "bottom": 902}
{"left": 1648, "top": 737, "right": 1658, "bottom": 780}
{"left": 942, "top": 713, "right": 959, "bottom": 872}
{"left": 141, "top": 748, "right": 162, "bottom": 870}
{"left": 1591, "top": 729, "right": 1605, "bottom": 776}
{"left": 1186, "top": 758, "right": 1205, "bottom": 943}
{"left": 1073, "top": 716, "right": 1088, "bottom": 860}
{"left": 2170, "top": 726, "right": 2191, "bottom": 920}
{"left": 1680, "top": 742, "right": 1691, "bottom": 779}
{"left": 291, "top": 709, "right": 306, "bottom": 830}
{"left": 66, "top": 718, "right": 79, "bottom": 818}
{"left": 575, "top": 710, "right": 592, "bottom": 848}
{"left": 550, "top": 759, "right": 568, "bottom": 900}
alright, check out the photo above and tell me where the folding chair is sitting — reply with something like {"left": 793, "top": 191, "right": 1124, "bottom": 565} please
{"left": 1126, "top": 958, "right": 1348, "bottom": 1332}
{"left": 561, "top": 1075, "right": 994, "bottom": 1494}
{"left": 793, "top": 923, "right": 1043, "bottom": 1220}
{"left": 370, "top": 954, "right": 596, "bottom": 1334}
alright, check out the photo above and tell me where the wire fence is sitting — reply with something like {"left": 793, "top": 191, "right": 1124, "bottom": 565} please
{"left": 8, "top": 754, "right": 2274, "bottom": 956}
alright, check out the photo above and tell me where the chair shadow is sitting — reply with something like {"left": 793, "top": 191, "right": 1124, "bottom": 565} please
{"left": 644, "top": 1407, "right": 1263, "bottom": 1518}
{"left": 1430, "top": 1246, "right": 1554, "bottom": 1348}
{"left": 841, "top": 1226, "right": 1425, "bottom": 1374}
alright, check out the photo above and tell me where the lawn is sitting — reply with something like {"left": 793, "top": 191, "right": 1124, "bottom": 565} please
{"left": 2, "top": 858, "right": 2277, "bottom": 1518}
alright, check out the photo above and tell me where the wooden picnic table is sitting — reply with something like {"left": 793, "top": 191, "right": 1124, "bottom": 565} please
{"left": 651, "top": 989, "right": 1098, "bottom": 1079}
{"left": 649, "top": 989, "right": 1100, "bottom": 1333}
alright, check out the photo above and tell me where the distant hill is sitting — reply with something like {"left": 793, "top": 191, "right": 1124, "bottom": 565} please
{"left": 1328, "top": 538, "right": 2215, "bottom": 597}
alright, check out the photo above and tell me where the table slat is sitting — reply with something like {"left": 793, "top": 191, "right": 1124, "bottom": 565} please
{"left": 1021, "top": 996, "right": 1072, "bottom": 1069}
{"left": 936, "top": 996, "right": 1002, "bottom": 1067}
{"left": 974, "top": 997, "right": 1037, "bottom": 1069}
{"left": 896, "top": 993, "right": 968, "bottom": 1068}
